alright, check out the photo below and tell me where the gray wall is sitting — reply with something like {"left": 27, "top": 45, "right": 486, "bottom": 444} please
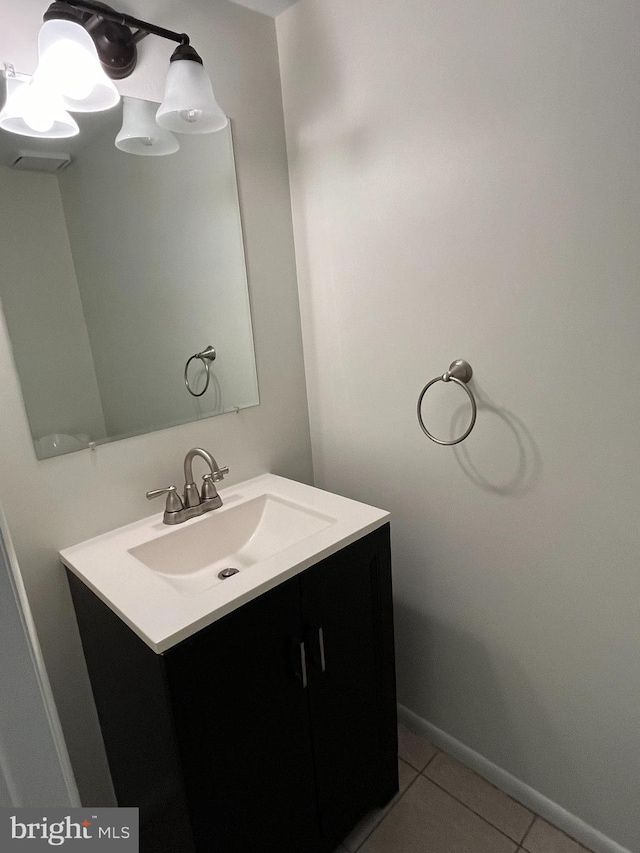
{"left": 0, "top": 509, "right": 78, "bottom": 808}
{"left": 278, "top": 1, "right": 640, "bottom": 850}
{"left": 0, "top": 0, "right": 311, "bottom": 804}
{"left": 0, "top": 167, "right": 106, "bottom": 443}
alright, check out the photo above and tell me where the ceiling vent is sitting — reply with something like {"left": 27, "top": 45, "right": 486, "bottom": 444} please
{"left": 10, "top": 150, "right": 71, "bottom": 173}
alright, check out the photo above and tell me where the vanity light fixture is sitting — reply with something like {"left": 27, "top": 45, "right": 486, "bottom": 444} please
{"left": 0, "top": 0, "right": 227, "bottom": 143}
{"left": 115, "top": 96, "right": 179, "bottom": 156}
{"left": 155, "top": 43, "right": 227, "bottom": 135}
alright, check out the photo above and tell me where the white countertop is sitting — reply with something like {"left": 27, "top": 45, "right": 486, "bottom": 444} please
{"left": 60, "top": 474, "right": 389, "bottom": 654}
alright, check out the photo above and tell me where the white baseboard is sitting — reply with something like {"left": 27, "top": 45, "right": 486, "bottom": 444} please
{"left": 397, "top": 704, "right": 632, "bottom": 853}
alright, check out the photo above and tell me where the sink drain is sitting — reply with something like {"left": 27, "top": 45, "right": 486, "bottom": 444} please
{"left": 218, "top": 567, "right": 240, "bottom": 579}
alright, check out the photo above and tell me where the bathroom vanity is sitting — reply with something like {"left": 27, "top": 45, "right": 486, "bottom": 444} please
{"left": 62, "top": 475, "right": 398, "bottom": 853}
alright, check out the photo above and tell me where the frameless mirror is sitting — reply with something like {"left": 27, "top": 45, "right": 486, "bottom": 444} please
{"left": 0, "top": 92, "right": 259, "bottom": 459}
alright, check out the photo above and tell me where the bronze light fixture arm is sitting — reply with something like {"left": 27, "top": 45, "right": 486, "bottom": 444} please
{"left": 43, "top": 1, "right": 197, "bottom": 80}
{"left": 53, "top": 0, "right": 190, "bottom": 46}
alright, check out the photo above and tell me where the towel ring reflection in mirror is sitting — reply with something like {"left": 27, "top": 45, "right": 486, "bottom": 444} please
{"left": 417, "top": 359, "right": 477, "bottom": 445}
{"left": 184, "top": 345, "right": 216, "bottom": 397}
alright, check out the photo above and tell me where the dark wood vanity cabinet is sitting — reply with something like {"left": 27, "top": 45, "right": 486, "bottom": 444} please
{"left": 68, "top": 523, "right": 398, "bottom": 853}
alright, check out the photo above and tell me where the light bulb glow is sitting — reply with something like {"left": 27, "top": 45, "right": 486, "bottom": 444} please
{"left": 38, "top": 40, "right": 97, "bottom": 101}
{"left": 23, "top": 111, "right": 54, "bottom": 133}
{"left": 180, "top": 109, "right": 203, "bottom": 123}
{"left": 23, "top": 99, "right": 55, "bottom": 133}
{"left": 34, "top": 18, "right": 120, "bottom": 113}
{"left": 0, "top": 75, "right": 79, "bottom": 139}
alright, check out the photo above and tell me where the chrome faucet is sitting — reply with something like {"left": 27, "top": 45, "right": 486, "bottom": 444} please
{"left": 147, "top": 447, "right": 229, "bottom": 525}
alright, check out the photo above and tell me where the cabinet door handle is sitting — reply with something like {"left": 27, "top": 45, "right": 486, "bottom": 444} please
{"left": 318, "top": 627, "right": 326, "bottom": 673}
{"left": 299, "top": 640, "right": 308, "bottom": 689}
{"left": 305, "top": 625, "right": 327, "bottom": 674}
{"left": 291, "top": 638, "right": 308, "bottom": 689}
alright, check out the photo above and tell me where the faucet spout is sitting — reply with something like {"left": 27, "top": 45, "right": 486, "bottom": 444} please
{"left": 182, "top": 447, "right": 229, "bottom": 509}
{"left": 183, "top": 447, "right": 218, "bottom": 486}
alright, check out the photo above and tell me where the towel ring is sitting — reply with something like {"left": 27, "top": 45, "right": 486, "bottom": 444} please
{"left": 184, "top": 345, "right": 216, "bottom": 397}
{"left": 417, "top": 360, "right": 477, "bottom": 446}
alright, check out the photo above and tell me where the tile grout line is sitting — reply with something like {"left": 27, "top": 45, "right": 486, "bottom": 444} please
{"left": 520, "top": 812, "right": 537, "bottom": 848}
{"left": 350, "top": 745, "right": 593, "bottom": 853}
{"left": 401, "top": 748, "right": 439, "bottom": 774}
{"left": 420, "top": 772, "right": 534, "bottom": 848}
{"left": 353, "top": 745, "right": 524, "bottom": 853}
{"left": 520, "top": 815, "right": 595, "bottom": 853}
{"left": 351, "top": 760, "right": 428, "bottom": 852}
{"left": 431, "top": 745, "right": 534, "bottom": 806}
{"left": 423, "top": 749, "right": 439, "bottom": 770}
{"left": 416, "top": 769, "right": 592, "bottom": 853}
{"left": 419, "top": 742, "right": 596, "bottom": 853}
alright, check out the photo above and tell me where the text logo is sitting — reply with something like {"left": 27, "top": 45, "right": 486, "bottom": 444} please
{"left": 1, "top": 808, "right": 138, "bottom": 850}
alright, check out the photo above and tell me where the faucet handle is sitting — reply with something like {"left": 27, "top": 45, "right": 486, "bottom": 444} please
{"left": 212, "top": 465, "right": 229, "bottom": 482}
{"left": 146, "top": 485, "right": 184, "bottom": 513}
{"left": 201, "top": 473, "right": 217, "bottom": 501}
{"left": 201, "top": 474, "right": 224, "bottom": 509}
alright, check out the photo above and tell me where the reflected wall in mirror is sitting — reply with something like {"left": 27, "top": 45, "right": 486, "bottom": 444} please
{"left": 0, "top": 94, "right": 259, "bottom": 459}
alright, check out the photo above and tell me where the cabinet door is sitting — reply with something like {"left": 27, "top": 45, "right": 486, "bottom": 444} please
{"left": 300, "top": 525, "right": 398, "bottom": 845}
{"left": 165, "top": 577, "right": 322, "bottom": 853}
{"left": 67, "top": 571, "right": 196, "bottom": 853}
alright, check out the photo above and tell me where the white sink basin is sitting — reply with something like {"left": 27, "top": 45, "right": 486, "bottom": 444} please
{"left": 129, "top": 494, "right": 335, "bottom": 596}
{"left": 60, "top": 474, "right": 388, "bottom": 653}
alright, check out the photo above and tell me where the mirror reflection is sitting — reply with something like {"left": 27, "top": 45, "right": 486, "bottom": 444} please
{"left": 0, "top": 95, "right": 259, "bottom": 459}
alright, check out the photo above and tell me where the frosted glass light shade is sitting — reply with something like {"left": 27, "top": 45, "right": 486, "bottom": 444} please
{"left": 0, "top": 75, "right": 79, "bottom": 139}
{"left": 34, "top": 19, "right": 120, "bottom": 113}
{"left": 156, "top": 59, "right": 227, "bottom": 134}
{"left": 115, "top": 97, "right": 179, "bottom": 156}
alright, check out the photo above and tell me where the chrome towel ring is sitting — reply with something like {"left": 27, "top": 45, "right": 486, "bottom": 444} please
{"left": 417, "top": 359, "right": 477, "bottom": 446}
{"left": 184, "top": 345, "right": 216, "bottom": 397}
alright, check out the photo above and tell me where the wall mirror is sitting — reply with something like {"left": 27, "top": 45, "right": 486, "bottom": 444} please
{"left": 0, "top": 91, "right": 259, "bottom": 460}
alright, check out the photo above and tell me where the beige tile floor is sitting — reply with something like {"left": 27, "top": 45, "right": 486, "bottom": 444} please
{"left": 334, "top": 723, "right": 595, "bottom": 853}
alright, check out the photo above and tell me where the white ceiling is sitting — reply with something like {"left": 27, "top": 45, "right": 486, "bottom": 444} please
{"left": 227, "top": 0, "right": 302, "bottom": 18}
